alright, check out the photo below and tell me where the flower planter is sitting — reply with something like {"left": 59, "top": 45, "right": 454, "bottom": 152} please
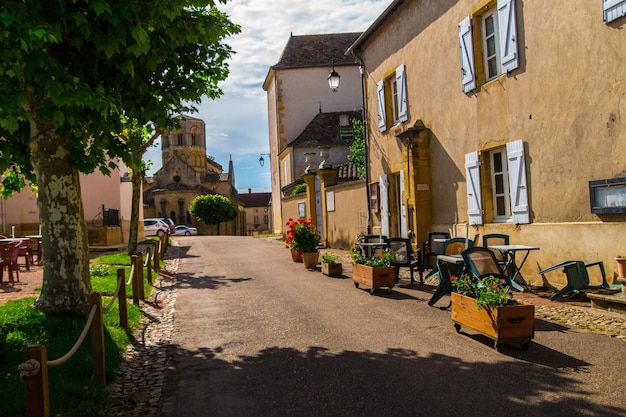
{"left": 301, "top": 251, "right": 319, "bottom": 269}
{"left": 321, "top": 262, "right": 343, "bottom": 277}
{"left": 352, "top": 264, "right": 395, "bottom": 295}
{"left": 451, "top": 292, "right": 534, "bottom": 350}
{"left": 290, "top": 249, "right": 303, "bottom": 263}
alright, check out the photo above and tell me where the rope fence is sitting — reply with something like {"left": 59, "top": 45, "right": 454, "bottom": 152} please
{"left": 17, "top": 233, "right": 170, "bottom": 417}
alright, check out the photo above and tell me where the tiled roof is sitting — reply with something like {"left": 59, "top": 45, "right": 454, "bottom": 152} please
{"left": 273, "top": 33, "right": 362, "bottom": 69}
{"left": 288, "top": 111, "right": 362, "bottom": 147}
{"left": 239, "top": 192, "right": 271, "bottom": 207}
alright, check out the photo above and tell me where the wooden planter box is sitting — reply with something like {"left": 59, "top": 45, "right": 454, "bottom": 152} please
{"left": 451, "top": 292, "right": 534, "bottom": 350}
{"left": 321, "top": 262, "right": 342, "bottom": 277}
{"left": 352, "top": 264, "right": 395, "bottom": 294}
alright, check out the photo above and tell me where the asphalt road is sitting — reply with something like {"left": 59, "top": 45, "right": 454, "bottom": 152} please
{"left": 157, "top": 236, "right": 626, "bottom": 417}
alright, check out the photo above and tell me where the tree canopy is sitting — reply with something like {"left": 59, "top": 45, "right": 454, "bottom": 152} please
{"left": 189, "top": 194, "right": 238, "bottom": 234}
{"left": 0, "top": 0, "right": 240, "bottom": 313}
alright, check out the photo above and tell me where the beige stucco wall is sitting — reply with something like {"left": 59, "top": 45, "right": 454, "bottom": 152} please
{"left": 358, "top": 0, "right": 626, "bottom": 287}
{"left": 325, "top": 180, "right": 368, "bottom": 250}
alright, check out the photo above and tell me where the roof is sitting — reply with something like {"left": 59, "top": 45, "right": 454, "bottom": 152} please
{"left": 288, "top": 111, "right": 362, "bottom": 148}
{"left": 273, "top": 32, "right": 362, "bottom": 70}
{"left": 239, "top": 192, "right": 271, "bottom": 207}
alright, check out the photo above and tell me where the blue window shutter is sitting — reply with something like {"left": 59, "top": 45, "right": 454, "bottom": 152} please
{"left": 498, "top": 0, "right": 519, "bottom": 74}
{"left": 458, "top": 17, "right": 476, "bottom": 93}
{"left": 396, "top": 64, "right": 408, "bottom": 122}
{"left": 399, "top": 170, "right": 407, "bottom": 238}
{"left": 376, "top": 80, "right": 387, "bottom": 131}
{"left": 604, "top": 0, "right": 626, "bottom": 23}
{"left": 465, "top": 152, "right": 483, "bottom": 225}
{"left": 506, "top": 139, "right": 530, "bottom": 225}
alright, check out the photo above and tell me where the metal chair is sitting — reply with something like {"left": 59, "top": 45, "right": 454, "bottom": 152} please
{"left": 421, "top": 232, "right": 450, "bottom": 272}
{"left": 539, "top": 260, "right": 621, "bottom": 301}
{"left": 359, "top": 234, "right": 388, "bottom": 258}
{"left": 482, "top": 233, "right": 509, "bottom": 265}
{"left": 387, "top": 237, "right": 422, "bottom": 287}
{"left": 461, "top": 247, "right": 524, "bottom": 292}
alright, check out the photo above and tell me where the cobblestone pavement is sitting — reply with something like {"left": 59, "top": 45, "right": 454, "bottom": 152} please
{"left": 105, "top": 245, "right": 626, "bottom": 417}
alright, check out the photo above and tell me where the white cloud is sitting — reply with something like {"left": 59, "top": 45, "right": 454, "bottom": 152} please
{"left": 145, "top": 0, "right": 390, "bottom": 192}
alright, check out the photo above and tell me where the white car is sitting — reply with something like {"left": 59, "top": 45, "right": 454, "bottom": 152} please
{"left": 143, "top": 219, "right": 170, "bottom": 236}
{"left": 173, "top": 225, "right": 198, "bottom": 236}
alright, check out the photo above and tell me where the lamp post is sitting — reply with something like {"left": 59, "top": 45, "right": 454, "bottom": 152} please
{"left": 258, "top": 153, "right": 270, "bottom": 167}
{"left": 327, "top": 64, "right": 340, "bottom": 92}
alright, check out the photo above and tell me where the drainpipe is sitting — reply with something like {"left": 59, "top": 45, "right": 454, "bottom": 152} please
{"left": 349, "top": 51, "right": 372, "bottom": 234}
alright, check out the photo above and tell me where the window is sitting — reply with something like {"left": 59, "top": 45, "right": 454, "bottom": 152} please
{"left": 177, "top": 133, "right": 184, "bottom": 145}
{"left": 604, "top": 0, "right": 626, "bottom": 23}
{"left": 264, "top": 215, "right": 269, "bottom": 224}
{"left": 490, "top": 148, "right": 511, "bottom": 220}
{"left": 191, "top": 133, "right": 197, "bottom": 145}
{"left": 459, "top": 0, "right": 519, "bottom": 92}
{"left": 465, "top": 139, "right": 529, "bottom": 225}
{"left": 376, "top": 64, "right": 408, "bottom": 132}
{"left": 253, "top": 215, "right": 259, "bottom": 224}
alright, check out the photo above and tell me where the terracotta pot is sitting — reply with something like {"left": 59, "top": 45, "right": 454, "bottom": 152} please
{"left": 615, "top": 257, "right": 626, "bottom": 278}
{"left": 301, "top": 251, "right": 319, "bottom": 269}
{"left": 290, "top": 249, "right": 303, "bottom": 263}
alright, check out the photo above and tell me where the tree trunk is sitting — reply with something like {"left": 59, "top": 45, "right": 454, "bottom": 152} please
{"left": 30, "top": 120, "right": 91, "bottom": 315}
{"left": 127, "top": 166, "right": 143, "bottom": 255}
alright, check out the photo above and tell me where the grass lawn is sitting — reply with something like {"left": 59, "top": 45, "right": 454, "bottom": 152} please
{"left": 0, "top": 251, "right": 156, "bottom": 416}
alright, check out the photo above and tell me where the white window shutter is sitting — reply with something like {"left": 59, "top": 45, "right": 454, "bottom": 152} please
{"left": 604, "top": 0, "right": 626, "bottom": 23}
{"left": 379, "top": 174, "right": 390, "bottom": 237}
{"left": 376, "top": 80, "right": 387, "bottom": 132}
{"left": 396, "top": 65, "right": 408, "bottom": 122}
{"left": 458, "top": 16, "right": 476, "bottom": 93}
{"left": 399, "top": 171, "right": 407, "bottom": 238}
{"left": 506, "top": 139, "right": 530, "bottom": 224}
{"left": 465, "top": 152, "right": 483, "bottom": 225}
{"left": 498, "top": 0, "right": 519, "bottom": 74}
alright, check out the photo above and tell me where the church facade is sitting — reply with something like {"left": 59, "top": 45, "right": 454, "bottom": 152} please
{"left": 142, "top": 115, "right": 243, "bottom": 235}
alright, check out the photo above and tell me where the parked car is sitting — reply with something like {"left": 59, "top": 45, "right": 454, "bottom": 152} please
{"left": 144, "top": 218, "right": 170, "bottom": 236}
{"left": 173, "top": 225, "right": 198, "bottom": 236}
{"left": 159, "top": 218, "right": 175, "bottom": 232}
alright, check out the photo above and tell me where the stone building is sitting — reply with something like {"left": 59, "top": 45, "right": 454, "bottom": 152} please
{"left": 142, "top": 115, "right": 242, "bottom": 235}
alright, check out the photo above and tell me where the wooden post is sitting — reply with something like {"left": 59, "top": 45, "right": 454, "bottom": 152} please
{"left": 23, "top": 345, "right": 50, "bottom": 417}
{"left": 135, "top": 252, "right": 145, "bottom": 301}
{"left": 117, "top": 268, "right": 128, "bottom": 331}
{"left": 145, "top": 247, "right": 153, "bottom": 285}
{"left": 131, "top": 254, "right": 140, "bottom": 306}
{"left": 89, "top": 293, "right": 106, "bottom": 385}
{"left": 153, "top": 241, "right": 160, "bottom": 272}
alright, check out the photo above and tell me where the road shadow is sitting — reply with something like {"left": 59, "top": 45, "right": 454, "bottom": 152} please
{"left": 159, "top": 343, "right": 620, "bottom": 417}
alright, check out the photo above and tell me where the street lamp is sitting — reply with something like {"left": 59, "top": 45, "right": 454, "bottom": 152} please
{"left": 259, "top": 153, "right": 270, "bottom": 167}
{"left": 328, "top": 64, "right": 340, "bottom": 92}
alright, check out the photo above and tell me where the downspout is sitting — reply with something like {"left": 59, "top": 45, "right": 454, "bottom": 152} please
{"left": 349, "top": 51, "right": 372, "bottom": 234}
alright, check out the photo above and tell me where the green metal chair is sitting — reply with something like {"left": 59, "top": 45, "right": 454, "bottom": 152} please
{"left": 482, "top": 233, "right": 509, "bottom": 266}
{"left": 539, "top": 260, "right": 621, "bottom": 301}
{"left": 426, "top": 238, "right": 475, "bottom": 307}
{"left": 461, "top": 247, "right": 524, "bottom": 292}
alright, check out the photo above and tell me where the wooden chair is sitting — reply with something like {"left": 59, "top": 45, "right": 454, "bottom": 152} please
{"left": 387, "top": 237, "right": 422, "bottom": 287}
{"left": 0, "top": 242, "right": 21, "bottom": 284}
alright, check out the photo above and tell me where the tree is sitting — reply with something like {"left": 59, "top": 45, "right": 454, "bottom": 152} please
{"left": 348, "top": 118, "right": 366, "bottom": 180}
{"left": 0, "top": 1, "right": 240, "bottom": 314}
{"left": 189, "top": 194, "right": 238, "bottom": 235}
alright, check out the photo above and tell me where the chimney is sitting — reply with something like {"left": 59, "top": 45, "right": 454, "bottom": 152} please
{"left": 248, "top": 188, "right": 252, "bottom": 194}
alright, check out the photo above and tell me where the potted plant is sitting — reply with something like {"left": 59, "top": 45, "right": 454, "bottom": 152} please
{"left": 615, "top": 256, "right": 626, "bottom": 279}
{"left": 450, "top": 274, "right": 534, "bottom": 350}
{"left": 285, "top": 218, "right": 321, "bottom": 268}
{"left": 321, "top": 252, "right": 342, "bottom": 277}
{"left": 350, "top": 243, "right": 395, "bottom": 294}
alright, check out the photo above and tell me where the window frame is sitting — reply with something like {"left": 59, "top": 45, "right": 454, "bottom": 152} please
{"left": 481, "top": 7, "right": 500, "bottom": 82}
{"left": 489, "top": 147, "right": 511, "bottom": 221}
{"left": 376, "top": 64, "right": 408, "bottom": 132}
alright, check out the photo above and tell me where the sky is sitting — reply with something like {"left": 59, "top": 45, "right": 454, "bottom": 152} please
{"left": 142, "top": 0, "right": 391, "bottom": 193}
